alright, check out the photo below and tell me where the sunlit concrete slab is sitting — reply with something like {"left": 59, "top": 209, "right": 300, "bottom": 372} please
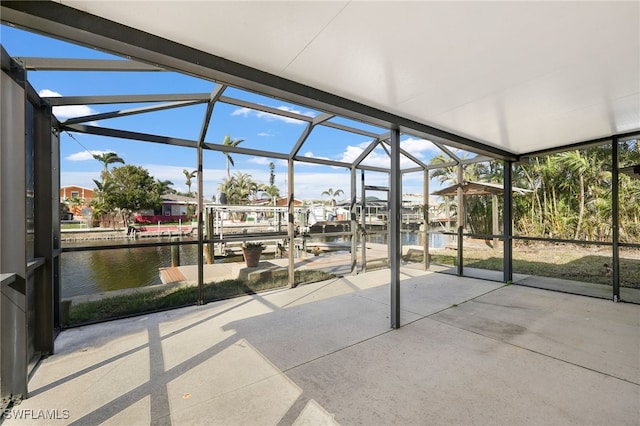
{"left": 286, "top": 308, "right": 638, "bottom": 425}
{"left": 518, "top": 275, "right": 640, "bottom": 304}
{"left": 5, "top": 271, "right": 638, "bottom": 425}
{"left": 432, "top": 285, "right": 640, "bottom": 384}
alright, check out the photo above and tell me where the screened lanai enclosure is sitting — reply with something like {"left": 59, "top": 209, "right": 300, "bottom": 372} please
{"left": 1, "top": 1, "right": 638, "bottom": 406}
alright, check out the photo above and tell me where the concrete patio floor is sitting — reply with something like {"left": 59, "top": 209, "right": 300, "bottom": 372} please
{"left": 6, "top": 269, "right": 639, "bottom": 425}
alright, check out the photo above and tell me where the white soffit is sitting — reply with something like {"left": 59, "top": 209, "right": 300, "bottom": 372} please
{"left": 61, "top": 1, "right": 640, "bottom": 155}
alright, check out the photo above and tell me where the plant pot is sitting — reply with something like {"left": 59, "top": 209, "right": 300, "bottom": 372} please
{"left": 242, "top": 248, "right": 262, "bottom": 267}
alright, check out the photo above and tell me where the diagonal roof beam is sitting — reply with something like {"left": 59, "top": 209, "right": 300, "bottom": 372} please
{"left": 289, "top": 123, "right": 314, "bottom": 160}
{"left": 380, "top": 138, "right": 428, "bottom": 169}
{"left": 380, "top": 142, "right": 391, "bottom": 158}
{"left": 62, "top": 123, "right": 291, "bottom": 160}
{"left": 62, "top": 123, "right": 198, "bottom": 149}
{"left": 198, "top": 84, "right": 226, "bottom": 145}
{"left": 15, "top": 57, "right": 166, "bottom": 71}
{"left": 312, "top": 112, "right": 334, "bottom": 126}
{"left": 44, "top": 93, "right": 212, "bottom": 106}
{"left": 61, "top": 99, "right": 207, "bottom": 125}
{"left": 432, "top": 142, "right": 460, "bottom": 163}
{"left": 353, "top": 139, "right": 381, "bottom": 168}
{"left": 289, "top": 112, "right": 334, "bottom": 159}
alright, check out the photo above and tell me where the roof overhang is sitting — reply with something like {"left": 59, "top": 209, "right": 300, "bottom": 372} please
{"left": 1, "top": 1, "right": 638, "bottom": 160}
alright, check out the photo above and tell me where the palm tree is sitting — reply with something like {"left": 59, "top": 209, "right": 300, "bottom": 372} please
{"left": 155, "top": 179, "right": 174, "bottom": 196}
{"left": 555, "top": 150, "right": 592, "bottom": 240}
{"left": 221, "top": 135, "right": 245, "bottom": 178}
{"left": 67, "top": 195, "right": 84, "bottom": 215}
{"left": 93, "top": 152, "right": 124, "bottom": 180}
{"left": 183, "top": 169, "right": 197, "bottom": 196}
{"left": 91, "top": 178, "right": 115, "bottom": 224}
{"left": 261, "top": 184, "right": 280, "bottom": 205}
{"left": 321, "top": 188, "right": 344, "bottom": 207}
{"left": 269, "top": 162, "right": 276, "bottom": 186}
{"left": 233, "top": 172, "right": 258, "bottom": 204}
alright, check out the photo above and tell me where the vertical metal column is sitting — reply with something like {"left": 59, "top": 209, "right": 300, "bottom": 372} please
{"left": 361, "top": 170, "right": 367, "bottom": 272}
{"left": 423, "top": 169, "right": 429, "bottom": 270}
{"left": 492, "top": 194, "right": 499, "bottom": 249}
{"left": 52, "top": 128, "right": 61, "bottom": 332}
{"left": 456, "top": 163, "right": 464, "bottom": 276}
{"left": 195, "top": 85, "right": 223, "bottom": 305}
{"left": 350, "top": 167, "right": 358, "bottom": 275}
{"left": 1, "top": 59, "right": 28, "bottom": 402}
{"left": 389, "top": 127, "right": 401, "bottom": 329}
{"left": 33, "top": 98, "right": 54, "bottom": 355}
{"left": 611, "top": 139, "right": 620, "bottom": 301}
{"left": 196, "top": 143, "right": 204, "bottom": 304}
{"left": 288, "top": 159, "right": 295, "bottom": 287}
{"left": 503, "top": 161, "right": 513, "bottom": 283}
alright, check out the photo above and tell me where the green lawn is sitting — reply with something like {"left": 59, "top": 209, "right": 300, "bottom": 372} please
{"left": 405, "top": 246, "right": 639, "bottom": 288}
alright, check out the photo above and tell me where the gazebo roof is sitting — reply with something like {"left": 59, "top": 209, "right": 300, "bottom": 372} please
{"left": 432, "top": 181, "right": 530, "bottom": 197}
{"left": 620, "top": 164, "right": 640, "bottom": 179}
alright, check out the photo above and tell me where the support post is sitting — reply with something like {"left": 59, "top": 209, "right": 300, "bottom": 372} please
{"left": 288, "top": 159, "right": 295, "bottom": 287}
{"left": 361, "top": 170, "right": 367, "bottom": 272}
{"left": 456, "top": 164, "right": 464, "bottom": 276}
{"left": 34, "top": 99, "right": 55, "bottom": 355}
{"left": 423, "top": 168, "right": 429, "bottom": 270}
{"left": 350, "top": 167, "right": 358, "bottom": 275}
{"left": 390, "top": 127, "right": 401, "bottom": 329}
{"left": 195, "top": 85, "right": 224, "bottom": 305}
{"left": 612, "top": 138, "right": 620, "bottom": 301}
{"left": 492, "top": 194, "right": 499, "bottom": 249}
{"left": 197, "top": 145, "right": 204, "bottom": 304}
{"left": 503, "top": 161, "right": 513, "bottom": 283}
{"left": 171, "top": 237, "right": 180, "bottom": 267}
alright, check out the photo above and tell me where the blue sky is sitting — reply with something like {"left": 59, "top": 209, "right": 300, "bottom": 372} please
{"left": 1, "top": 24, "right": 455, "bottom": 202}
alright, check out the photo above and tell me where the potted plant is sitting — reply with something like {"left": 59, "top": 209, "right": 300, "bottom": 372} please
{"left": 242, "top": 241, "right": 264, "bottom": 267}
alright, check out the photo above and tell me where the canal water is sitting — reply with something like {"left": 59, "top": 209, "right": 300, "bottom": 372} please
{"left": 61, "top": 231, "right": 451, "bottom": 298}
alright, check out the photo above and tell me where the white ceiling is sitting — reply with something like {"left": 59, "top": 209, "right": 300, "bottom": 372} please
{"left": 29, "top": 1, "right": 640, "bottom": 155}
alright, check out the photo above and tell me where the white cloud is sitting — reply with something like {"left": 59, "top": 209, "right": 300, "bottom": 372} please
{"left": 294, "top": 151, "right": 329, "bottom": 167}
{"left": 39, "top": 89, "right": 98, "bottom": 120}
{"left": 337, "top": 143, "right": 369, "bottom": 163}
{"left": 39, "top": 89, "right": 61, "bottom": 98}
{"left": 66, "top": 150, "right": 113, "bottom": 161}
{"left": 333, "top": 138, "right": 439, "bottom": 169}
{"left": 257, "top": 131, "right": 274, "bottom": 137}
{"left": 400, "top": 137, "right": 440, "bottom": 158}
{"left": 231, "top": 105, "right": 315, "bottom": 125}
{"left": 247, "top": 157, "right": 287, "bottom": 167}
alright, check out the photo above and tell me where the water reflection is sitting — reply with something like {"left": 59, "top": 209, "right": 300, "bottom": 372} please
{"left": 61, "top": 232, "right": 450, "bottom": 299}
{"left": 61, "top": 243, "right": 199, "bottom": 298}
